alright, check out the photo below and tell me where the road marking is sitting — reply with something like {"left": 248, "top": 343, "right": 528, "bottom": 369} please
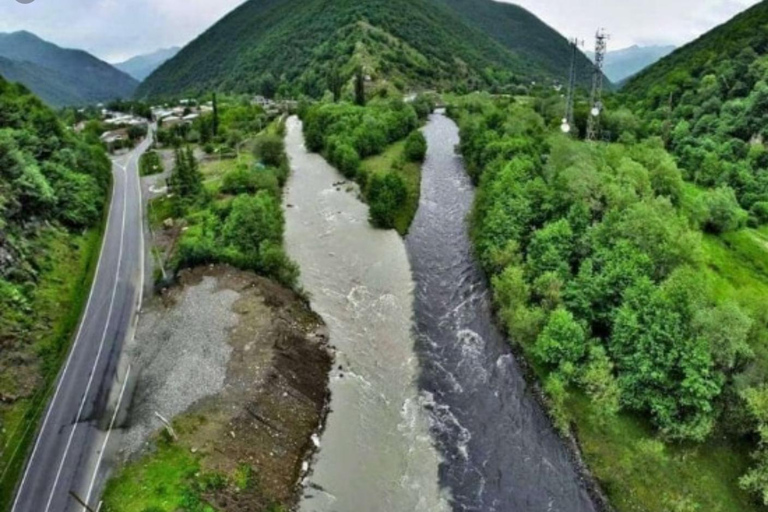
{"left": 79, "top": 134, "right": 150, "bottom": 511}
{"left": 10, "top": 154, "right": 122, "bottom": 512}
{"left": 43, "top": 159, "right": 129, "bottom": 512}
{"left": 82, "top": 364, "right": 131, "bottom": 510}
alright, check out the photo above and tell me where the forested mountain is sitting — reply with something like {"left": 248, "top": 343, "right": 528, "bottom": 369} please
{"left": 586, "top": 44, "right": 675, "bottom": 83}
{"left": 114, "top": 46, "right": 180, "bottom": 81}
{"left": 622, "top": 0, "right": 768, "bottom": 222}
{"left": 0, "top": 31, "right": 137, "bottom": 107}
{"left": 138, "top": 0, "right": 591, "bottom": 99}
{"left": 437, "top": 0, "right": 597, "bottom": 86}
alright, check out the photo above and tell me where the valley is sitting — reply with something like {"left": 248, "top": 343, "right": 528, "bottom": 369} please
{"left": 5, "top": 0, "right": 768, "bottom": 511}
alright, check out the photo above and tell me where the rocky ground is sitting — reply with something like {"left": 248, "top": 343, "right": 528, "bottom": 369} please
{"left": 106, "top": 266, "right": 332, "bottom": 511}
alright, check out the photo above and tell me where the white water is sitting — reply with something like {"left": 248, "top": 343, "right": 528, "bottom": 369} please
{"left": 283, "top": 117, "right": 450, "bottom": 512}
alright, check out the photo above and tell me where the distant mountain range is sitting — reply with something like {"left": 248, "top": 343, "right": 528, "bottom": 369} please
{"left": 0, "top": 31, "right": 138, "bottom": 107}
{"left": 114, "top": 46, "right": 180, "bottom": 81}
{"left": 138, "top": 0, "right": 602, "bottom": 99}
{"left": 586, "top": 44, "right": 675, "bottom": 84}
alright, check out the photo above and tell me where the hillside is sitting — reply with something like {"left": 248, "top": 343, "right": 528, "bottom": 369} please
{"left": 437, "top": 0, "right": 597, "bottom": 86}
{"left": 138, "top": 0, "right": 585, "bottom": 99}
{"left": 0, "top": 31, "right": 138, "bottom": 107}
{"left": 622, "top": 0, "right": 768, "bottom": 220}
{"left": 114, "top": 46, "right": 180, "bottom": 81}
{"left": 586, "top": 44, "right": 675, "bottom": 83}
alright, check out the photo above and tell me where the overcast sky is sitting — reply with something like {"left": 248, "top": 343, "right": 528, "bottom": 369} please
{"left": 0, "top": 0, "right": 761, "bottom": 62}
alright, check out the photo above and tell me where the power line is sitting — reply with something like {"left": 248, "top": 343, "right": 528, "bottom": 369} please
{"left": 586, "top": 29, "right": 609, "bottom": 142}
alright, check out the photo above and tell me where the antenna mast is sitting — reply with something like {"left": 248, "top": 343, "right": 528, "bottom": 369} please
{"left": 561, "top": 38, "right": 581, "bottom": 135}
{"left": 586, "top": 29, "right": 609, "bottom": 141}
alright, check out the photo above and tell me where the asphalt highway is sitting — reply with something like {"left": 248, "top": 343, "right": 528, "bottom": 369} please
{"left": 11, "top": 134, "right": 150, "bottom": 512}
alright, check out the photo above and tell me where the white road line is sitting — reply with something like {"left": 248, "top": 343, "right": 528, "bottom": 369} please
{"left": 79, "top": 136, "right": 149, "bottom": 511}
{"left": 43, "top": 160, "right": 129, "bottom": 512}
{"left": 10, "top": 155, "right": 122, "bottom": 512}
{"left": 82, "top": 365, "right": 132, "bottom": 510}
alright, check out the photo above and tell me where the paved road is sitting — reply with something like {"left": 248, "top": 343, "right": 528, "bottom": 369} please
{"left": 11, "top": 134, "right": 150, "bottom": 512}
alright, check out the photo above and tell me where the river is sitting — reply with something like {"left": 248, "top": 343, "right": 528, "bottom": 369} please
{"left": 406, "top": 111, "right": 597, "bottom": 512}
{"left": 284, "top": 112, "right": 597, "bottom": 512}
{"left": 283, "top": 116, "right": 450, "bottom": 512}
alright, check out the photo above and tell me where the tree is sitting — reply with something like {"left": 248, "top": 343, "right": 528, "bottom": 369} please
{"left": 254, "top": 134, "right": 286, "bottom": 167}
{"left": 404, "top": 130, "right": 427, "bottom": 162}
{"left": 222, "top": 192, "right": 284, "bottom": 255}
{"left": 354, "top": 66, "right": 366, "bottom": 106}
{"left": 328, "top": 67, "right": 344, "bottom": 103}
{"left": 693, "top": 186, "right": 748, "bottom": 233}
{"left": 169, "top": 146, "right": 203, "bottom": 200}
{"left": 534, "top": 308, "right": 587, "bottom": 371}
{"left": 367, "top": 172, "right": 407, "bottom": 229}
{"left": 212, "top": 92, "right": 219, "bottom": 137}
{"left": 526, "top": 219, "right": 574, "bottom": 281}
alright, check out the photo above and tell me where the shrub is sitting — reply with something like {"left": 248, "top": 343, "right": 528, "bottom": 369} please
{"left": 404, "top": 130, "right": 427, "bottom": 162}
{"left": 694, "top": 186, "right": 748, "bottom": 233}
{"left": 367, "top": 172, "right": 407, "bottom": 229}
{"left": 254, "top": 134, "right": 286, "bottom": 167}
{"left": 221, "top": 165, "right": 279, "bottom": 196}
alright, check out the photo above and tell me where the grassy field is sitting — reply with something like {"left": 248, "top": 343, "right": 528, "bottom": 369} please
{"left": 0, "top": 226, "right": 103, "bottom": 507}
{"left": 361, "top": 139, "right": 422, "bottom": 236}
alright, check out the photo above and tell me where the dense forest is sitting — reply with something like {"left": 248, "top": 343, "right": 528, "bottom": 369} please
{"left": 0, "top": 77, "right": 111, "bottom": 502}
{"left": 622, "top": 0, "right": 768, "bottom": 224}
{"left": 451, "top": 87, "right": 768, "bottom": 510}
{"left": 137, "top": 0, "right": 598, "bottom": 100}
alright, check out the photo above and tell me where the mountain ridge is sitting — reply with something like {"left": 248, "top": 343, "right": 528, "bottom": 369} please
{"left": 0, "top": 31, "right": 137, "bottom": 107}
{"left": 114, "top": 46, "right": 181, "bottom": 81}
{"left": 138, "top": 0, "right": 601, "bottom": 99}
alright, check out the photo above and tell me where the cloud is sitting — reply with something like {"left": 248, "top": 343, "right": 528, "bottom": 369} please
{"left": 501, "top": 0, "right": 760, "bottom": 50}
{"left": 0, "top": 0, "right": 246, "bottom": 61}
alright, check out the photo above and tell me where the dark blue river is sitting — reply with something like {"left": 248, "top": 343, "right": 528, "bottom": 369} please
{"left": 406, "top": 111, "right": 598, "bottom": 512}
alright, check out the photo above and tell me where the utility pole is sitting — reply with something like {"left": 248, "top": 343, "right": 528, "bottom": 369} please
{"left": 586, "top": 29, "right": 609, "bottom": 142}
{"left": 561, "top": 38, "right": 583, "bottom": 135}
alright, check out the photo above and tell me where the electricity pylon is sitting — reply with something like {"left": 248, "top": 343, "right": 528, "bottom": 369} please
{"left": 586, "top": 29, "right": 609, "bottom": 142}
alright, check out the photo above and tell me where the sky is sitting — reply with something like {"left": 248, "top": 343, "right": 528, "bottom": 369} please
{"left": 0, "top": 0, "right": 762, "bottom": 62}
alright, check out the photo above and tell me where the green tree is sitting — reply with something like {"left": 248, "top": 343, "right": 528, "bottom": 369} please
{"left": 534, "top": 308, "right": 587, "bottom": 371}
{"left": 367, "top": 172, "right": 407, "bottom": 229}
{"left": 404, "top": 130, "right": 427, "bottom": 162}
{"left": 222, "top": 192, "right": 284, "bottom": 255}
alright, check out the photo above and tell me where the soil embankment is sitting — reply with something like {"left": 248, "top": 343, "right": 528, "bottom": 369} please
{"left": 105, "top": 266, "right": 331, "bottom": 511}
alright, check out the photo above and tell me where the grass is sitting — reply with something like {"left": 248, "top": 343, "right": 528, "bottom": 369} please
{"left": 567, "top": 392, "right": 757, "bottom": 512}
{"left": 0, "top": 226, "right": 103, "bottom": 508}
{"left": 200, "top": 152, "right": 255, "bottom": 193}
{"left": 361, "top": 139, "right": 422, "bottom": 235}
{"left": 102, "top": 432, "right": 202, "bottom": 512}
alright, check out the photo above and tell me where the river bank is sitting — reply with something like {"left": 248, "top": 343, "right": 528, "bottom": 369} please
{"left": 102, "top": 265, "right": 331, "bottom": 511}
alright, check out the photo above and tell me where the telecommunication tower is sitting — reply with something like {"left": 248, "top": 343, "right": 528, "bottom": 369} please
{"left": 561, "top": 38, "right": 582, "bottom": 135}
{"left": 586, "top": 29, "right": 609, "bottom": 141}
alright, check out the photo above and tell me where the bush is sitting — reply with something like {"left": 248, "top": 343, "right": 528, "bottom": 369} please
{"left": 367, "top": 172, "right": 407, "bottom": 229}
{"left": 404, "top": 130, "right": 427, "bottom": 162}
{"left": 694, "top": 186, "right": 748, "bottom": 233}
{"left": 221, "top": 165, "right": 279, "bottom": 196}
{"left": 534, "top": 307, "right": 587, "bottom": 371}
{"left": 254, "top": 134, "right": 286, "bottom": 167}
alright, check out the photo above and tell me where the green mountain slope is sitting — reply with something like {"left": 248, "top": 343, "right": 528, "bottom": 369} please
{"left": 0, "top": 31, "right": 138, "bottom": 107}
{"left": 622, "top": 0, "right": 768, "bottom": 217}
{"left": 436, "top": 0, "right": 597, "bottom": 86}
{"left": 138, "top": 0, "right": 581, "bottom": 98}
